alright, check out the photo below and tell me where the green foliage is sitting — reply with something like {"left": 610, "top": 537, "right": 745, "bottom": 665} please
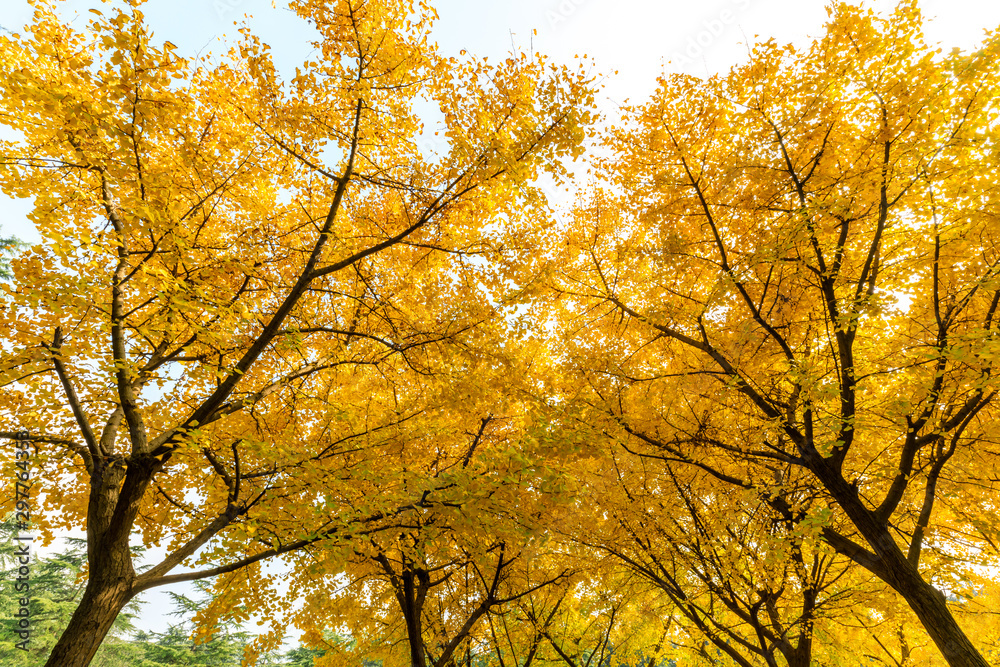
{"left": 0, "top": 228, "right": 23, "bottom": 279}
{"left": 0, "top": 517, "right": 141, "bottom": 666}
{"left": 130, "top": 626, "right": 246, "bottom": 667}
{"left": 0, "top": 518, "right": 304, "bottom": 666}
{"left": 280, "top": 645, "right": 326, "bottom": 667}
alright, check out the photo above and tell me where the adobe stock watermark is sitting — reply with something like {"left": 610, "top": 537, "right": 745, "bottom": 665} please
{"left": 214, "top": 0, "right": 247, "bottom": 21}
{"left": 9, "top": 431, "right": 32, "bottom": 651}
{"left": 671, "top": 0, "right": 752, "bottom": 68}
{"left": 545, "top": 0, "right": 589, "bottom": 31}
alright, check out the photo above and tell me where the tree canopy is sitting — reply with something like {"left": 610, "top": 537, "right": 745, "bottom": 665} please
{"left": 551, "top": 2, "right": 1000, "bottom": 664}
{"left": 2, "top": 0, "right": 999, "bottom": 666}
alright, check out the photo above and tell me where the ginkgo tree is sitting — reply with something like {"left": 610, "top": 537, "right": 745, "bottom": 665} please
{"left": 0, "top": 0, "right": 593, "bottom": 665}
{"left": 277, "top": 404, "right": 582, "bottom": 667}
{"left": 581, "top": 448, "right": 852, "bottom": 667}
{"left": 551, "top": 2, "right": 1000, "bottom": 666}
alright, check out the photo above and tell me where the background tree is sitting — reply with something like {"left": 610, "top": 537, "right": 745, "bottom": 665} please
{"left": 0, "top": 517, "right": 142, "bottom": 666}
{"left": 0, "top": 0, "right": 593, "bottom": 664}
{"left": 130, "top": 580, "right": 263, "bottom": 667}
{"left": 551, "top": 2, "right": 1000, "bottom": 665}
{"left": 283, "top": 411, "right": 578, "bottom": 667}
{"left": 581, "top": 445, "right": 868, "bottom": 667}
{"left": 0, "top": 227, "right": 22, "bottom": 280}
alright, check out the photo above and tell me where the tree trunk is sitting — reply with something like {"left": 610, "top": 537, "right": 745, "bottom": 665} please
{"left": 821, "top": 466, "right": 988, "bottom": 667}
{"left": 399, "top": 569, "right": 429, "bottom": 667}
{"left": 404, "top": 602, "right": 428, "bottom": 667}
{"left": 893, "top": 568, "right": 987, "bottom": 667}
{"left": 43, "top": 564, "right": 135, "bottom": 667}
{"left": 44, "top": 458, "right": 142, "bottom": 667}
{"left": 786, "top": 589, "right": 814, "bottom": 667}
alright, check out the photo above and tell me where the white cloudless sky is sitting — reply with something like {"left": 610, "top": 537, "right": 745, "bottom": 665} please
{"left": 2, "top": 0, "right": 1000, "bottom": 640}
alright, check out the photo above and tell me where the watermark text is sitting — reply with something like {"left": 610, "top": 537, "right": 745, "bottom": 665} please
{"left": 10, "top": 431, "right": 31, "bottom": 651}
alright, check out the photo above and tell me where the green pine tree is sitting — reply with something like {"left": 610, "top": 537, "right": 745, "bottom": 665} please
{"left": 0, "top": 228, "right": 23, "bottom": 279}
{"left": 0, "top": 516, "right": 142, "bottom": 666}
{"left": 1, "top": 515, "right": 340, "bottom": 665}
{"left": 131, "top": 580, "right": 253, "bottom": 667}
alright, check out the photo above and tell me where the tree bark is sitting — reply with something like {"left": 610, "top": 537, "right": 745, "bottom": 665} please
{"left": 42, "top": 453, "right": 144, "bottom": 667}
{"left": 892, "top": 567, "right": 986, "bottom": 667}
{"left": 818, "top": 463, "right": 988, "bottom": 667}
{"left": 784, "top": 588, "right": 813, "bottom": 667}
{"left": 400, "top": 569, "right": 429, "bottom": 667}
{"left": 43, "top": 540, "right": 136, "bottom": 667}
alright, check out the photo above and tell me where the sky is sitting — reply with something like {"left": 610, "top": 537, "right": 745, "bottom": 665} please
{"left": 3, "top": 0, "right": 1000, "bottom": 243}
{"left": 2, "top": 0, "right": 1000, "bottom": 642}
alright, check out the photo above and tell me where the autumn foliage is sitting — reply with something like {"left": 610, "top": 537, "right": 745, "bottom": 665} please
{"left": 552, "top": 2, "right": 1000, "bottom": 664}
{"left": 1, "top": 0, "right": 999, "bottom": 666}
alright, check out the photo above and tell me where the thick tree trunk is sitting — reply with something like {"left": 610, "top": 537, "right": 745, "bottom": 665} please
{"left": 786, "top": 644, "right": 811, "bottom": 667}
{"left": 404, "top": 605, "right": 428, "bottom": 667}
{"left": 820, "top": 466, "right": 988, "bottom": 667}
{"left": 893, "top": 568, "right": 986, "bottom": 667}
{"left": 402, "top": 571, "right": 428, "bottom": 667}
{"left": 43, "top": 457, "right": 143, "bottom": 667}
{"left": 43, "top": 564, "right": 135, "bottom": 667}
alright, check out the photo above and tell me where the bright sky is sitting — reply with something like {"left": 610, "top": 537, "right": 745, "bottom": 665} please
{"left": 2, "top": 0, "right": 1000, "bottom": 243}
{"left": 2, "top": 0, "right": 1000, "bottom": 642}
